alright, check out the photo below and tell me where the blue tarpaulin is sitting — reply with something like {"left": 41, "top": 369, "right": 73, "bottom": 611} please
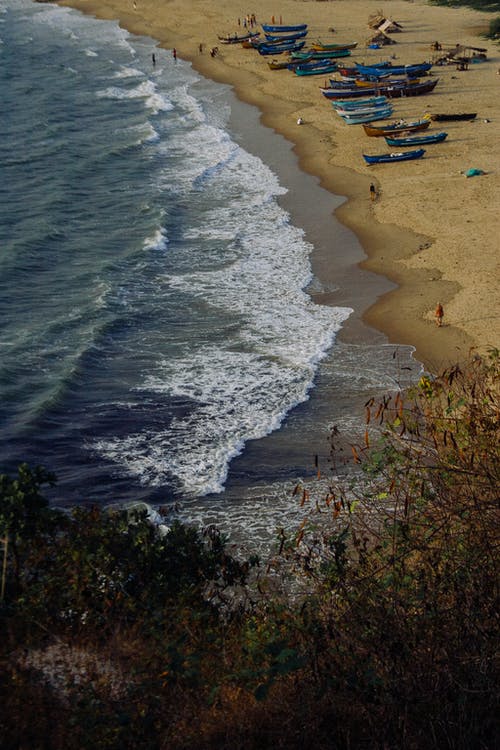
{"left": 465, "top": 168, "right": 485, "bottom": 178}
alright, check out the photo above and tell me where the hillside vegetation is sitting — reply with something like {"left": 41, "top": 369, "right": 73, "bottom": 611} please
{"left": 0, "top": 352, "right": 498, "bottom": 749}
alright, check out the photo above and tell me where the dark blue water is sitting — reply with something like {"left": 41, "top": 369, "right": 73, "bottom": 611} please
{"left": 0, "top": 1, "right": 420, "bottom": 545}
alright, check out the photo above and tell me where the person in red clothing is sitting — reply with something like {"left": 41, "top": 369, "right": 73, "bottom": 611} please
{"left": 435, "top": 302, "right": 444, "bottom": 327}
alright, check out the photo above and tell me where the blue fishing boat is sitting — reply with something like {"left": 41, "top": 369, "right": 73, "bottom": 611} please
{"left": 326, "top": 79, "right": 361, "bottom": 88}
{"left": 340, "top": 108, "right": 394, "bottom": 125}
{"left": 321, "top": 86, "right": 380, "bottom": 100}
{"left": 331, "top": 95, "right": 388, "bottom": 110}
{"left": 334, "top": 102, "right": 392, "bottom": 117}
{"left": 264, "top": 30, "right": 308, "bottom": 41}
{"left": 363, "top": 148, "right": 426, "bottom": 164}
{"left": 384, "top": 131, "right": 448, "bottom": 146}
{"left": 262, "top": 23, "right": 307, "bottom": 33}
{"left": 257, "top": 40, "right": 306, "bottom": 56}
{"left": 295, "top": 60, "right": 338, "bottom": 75}
{"left": 356, "top": 62, "right": 432, "bottom": 78}
{"left": 291, "top": 48, "right": 351, "bottom": 60}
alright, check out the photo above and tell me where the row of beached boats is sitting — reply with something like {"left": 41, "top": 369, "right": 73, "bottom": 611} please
{"left": 217, "top": 23, "right": 476, "bottom": 165}
{"left": 222, "top": 22, "right": 361, "bottom": 73}
{"left": 324, "top": 58, "right": 458, "bottom": 164}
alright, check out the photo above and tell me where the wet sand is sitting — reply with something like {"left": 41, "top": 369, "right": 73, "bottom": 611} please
{"left": 56, "top": 0, "right": 500, "bottom": 370}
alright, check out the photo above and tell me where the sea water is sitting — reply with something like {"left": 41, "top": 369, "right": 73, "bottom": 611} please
{"left": 0, "top": 1, "right": 419, "bottom": 548}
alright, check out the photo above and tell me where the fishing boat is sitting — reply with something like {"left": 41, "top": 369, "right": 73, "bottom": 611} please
{"left": 311, "top": 41, "right": 358, "bottom": 51}
{"left": 351, "top": 78, "right": 438, "bottom": 98}
{"left": 334, "top": 102, "right": 392, "bottom": 117}
{"left": 340, "top": 108, "right": 394, "bottom": 125}
{"left": 321, "top": 86, "right": 384, "bottom": 100}
{"left": 363, "top": 149, "right": 426, "bottom": 164}
{"left": 326, "top": 79, "right": 363, "bottom": 89}
{"left": 268, "top": 57, "right": 307, "bottom": 70}
{"left": 383, "top": 78, "right": 438, "bottom": 98}
{"left": 363, "top": 118, "right": 432, "bottom": 137}
{"left": 353, "top": 77, "right": 438, "bottom": 92}
{"left": 295, "top": 60, "right": 338, "bottom": 76}
{"left": 321, "top": 79, "right": 438, "bottom": 99}
{"left": 384, "top": 131, "right": 448, "bottom": 146}
{"left": 257, "top": 40, "right": 306, "bottom": 55}
{"left": 241, "top": 38, "right": 261, "bottom": 48}
{"left": 264, "top": 30, "right": 308, "bottom": 41}
{"left": 218, "top": 31, "right": 260, "bottom": 44}
{"left": 290, "top": 48, "right": 351, "bottom": 60}
{"left": 331, "top": 95, "right": 389, "bottom": 110}
{"left": 430, "top": 112, "right": 477, "bottom": 121}
{"left": 262, "top": 23, "right": 307, "bottom": 33}
{"left": 382, "top": 78, "right": 439, "bottom": 99}
{"left": 252, "top": 35, "right": 300, "bottom": 47}
{"left": 356, "top": 62, "right": 432, "bottom": 77}
{"left": 355, "top": 77, "right": 421, "bottom": 88}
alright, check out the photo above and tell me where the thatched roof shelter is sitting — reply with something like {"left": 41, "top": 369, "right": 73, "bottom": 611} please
{"left": 366, "top": 30, "right": 397, "bottom": 46}
{"left": 368, "top": 12, "right": 386, "bottom": 30}
{"left": 378, "top": 19, "right": 403, "bottom": 33}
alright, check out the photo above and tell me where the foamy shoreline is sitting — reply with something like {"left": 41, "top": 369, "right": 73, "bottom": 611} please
{"left": 56, "top": 0, "right": 499, "bottom": 370}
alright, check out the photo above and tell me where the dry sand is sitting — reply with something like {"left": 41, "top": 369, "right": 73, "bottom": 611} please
{"left": 56, "top": 0, "right": 500, "bottom": 370}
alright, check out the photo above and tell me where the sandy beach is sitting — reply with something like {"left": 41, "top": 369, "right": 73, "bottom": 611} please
{"left": 55, "top": 0, "right": 499, "bottom": 370}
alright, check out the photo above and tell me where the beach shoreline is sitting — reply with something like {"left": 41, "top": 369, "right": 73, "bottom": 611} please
{"left": 55, "top": 0, "right": 499, "bottom": 370}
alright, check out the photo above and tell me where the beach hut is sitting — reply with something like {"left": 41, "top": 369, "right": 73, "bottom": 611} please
{"left": 378, "top": 19, "right": 403, "bottom": 33}
{"left": 366, "top": 30, "right": 396, "bottom": 47}
{"left": 368, "top": 12, "right": 386, "bottom": 30}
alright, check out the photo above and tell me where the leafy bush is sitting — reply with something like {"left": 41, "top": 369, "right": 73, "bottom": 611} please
{"left": 429, "top": 0, "right": 500, "bottom": 12}
{"left": 487, "top": 14, "right": 500, "bottom": 36}
{"left": 278, "top": 350, "right": 499, "bottom": 748}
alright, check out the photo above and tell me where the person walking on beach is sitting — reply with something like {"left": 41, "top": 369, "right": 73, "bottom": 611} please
{"left": 152, "top": 52, "right": 156, "bottom": 66}
{"left": 173, "top": 48, "right": 177, "bottom": 61}
{"left": 370, "top": 183, "right": 377, "bottom": 201}
{"left": 435, "top": 302, "right": 444, "bottom": 327}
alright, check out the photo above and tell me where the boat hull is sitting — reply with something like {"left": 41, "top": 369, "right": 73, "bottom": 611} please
{"left": 331, "top": 95, "right": 388, "bottom": 110}
{"left": 257, "top": 40, "right": 306, "bottom": 55}
{"left": 356, "top": 62, "right": 432, "bottom": 77}
{"left": 430, "top": 113, "right": 477, "bottom": 121}
{"left": 363, "top": 148, "right": 426, "bottom": 164}
{"left": 312, "top": 41, "right": 357, "bottom": 51}
{"left": 363, "top": 119, "right": 432, "bottom": 136}
{"left": 336, "top": 105, "right": 392, "bottom": 117}
{"left": 341, "top": 108, "right": 394, "bottom": 124}
{"left": 291, "top": 48, "right": 351, "bottom": 59}
{"left": 323, "top": 78, "right": 438, "bottom": 99}
{"left": 295, "top": 63, "right": 338, "bottom": 76}
{"left": 264, "top": 30, "right": 308, "bottom": 41}
{"left": 218, "top": 31, "right": 260, "bottom": 44}
{"left": 384, "top": 131, "right": 448, "bottom": 146}
{"left": 262, "top": 23, "right": 307, "bottom": 33}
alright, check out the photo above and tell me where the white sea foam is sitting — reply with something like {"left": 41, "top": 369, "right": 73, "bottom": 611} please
{"left": 85, "top": 58, "right": 354, "bottom": 496}
{"left": 114, "top": 66, "right": 144, "bottom": 80}
{"left": 95, "top": 113, "right": 351, "bottom": 494}
{"left": 96, "top": 80, "right": 173, "bottom": 114}
{"left": 143, "top": 227, "right": 168, "bottom": 252}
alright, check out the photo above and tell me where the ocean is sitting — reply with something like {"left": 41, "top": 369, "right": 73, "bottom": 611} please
{"left": 0, "top": 0, "right": 420, "bottom": 549}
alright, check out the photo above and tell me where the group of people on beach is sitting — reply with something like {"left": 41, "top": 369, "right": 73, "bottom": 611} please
{"left": 238, "top": 14, "right": 257, "bottom": 29}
